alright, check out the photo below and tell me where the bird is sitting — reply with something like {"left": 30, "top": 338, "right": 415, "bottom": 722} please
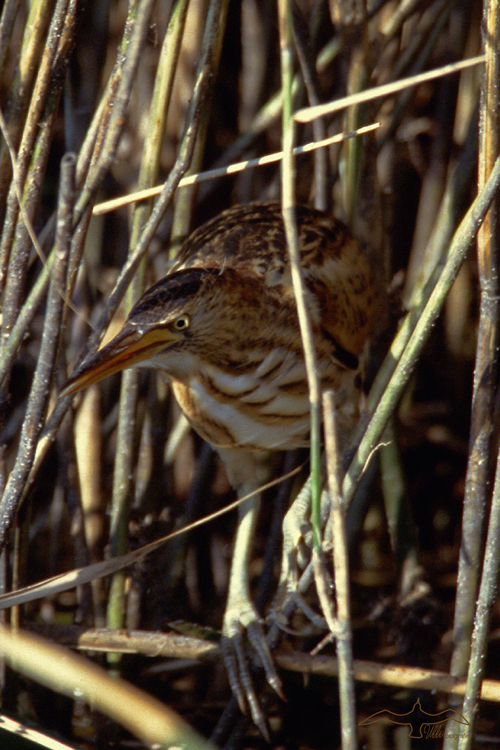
{"left": 61, "top": 201, "right": 373, "bottom": 734}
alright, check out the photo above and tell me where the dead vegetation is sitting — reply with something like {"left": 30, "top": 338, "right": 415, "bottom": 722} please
{"left": 0, "top": 0, "right": 499, "bottom": 748}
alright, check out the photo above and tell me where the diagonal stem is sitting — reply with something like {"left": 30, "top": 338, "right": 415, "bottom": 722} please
{"left": 343, "top": 152, "right": 500, "bottom": 508}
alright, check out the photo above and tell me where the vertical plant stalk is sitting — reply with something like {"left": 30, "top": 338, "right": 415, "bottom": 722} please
{"left": 0, "top": 0, "right": 22, "bottom": 79}
{"left": 0, "top": 154, "right": 76, "bottom": 549}
{"left": 323, "top": 390, "right": 357, "bottom": 748}
{"left": 73, "top": 0, "right": 156, "bottom": 225}
{"left": 170, "top": 0, "right": 230, "bottom": 248}
{"left": 457, "top": 442, "right": 500, "bottom": 749}
{"left": 277, "top": 0, "right": 322, "bottom": 551}
{"left": 0, "top": 0, "right": 55, "bottom": 224}
{"left": 446, "top": 0, "right": 500, "bottom": 745}
{"left": 105, "top": 370, "right": 140, "bottom": 659}
{"left": 341, "top": 44, "right": 369, "bottom": 226}
{"left": 134, "top": 0, "right": 190, "bottom": 249}
{"left": 291, "top": 6, "right": 328, "bottom": 210}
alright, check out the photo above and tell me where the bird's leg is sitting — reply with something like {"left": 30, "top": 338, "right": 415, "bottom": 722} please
{"left": 217, "top": 449, "right": 283, "bottom": 737}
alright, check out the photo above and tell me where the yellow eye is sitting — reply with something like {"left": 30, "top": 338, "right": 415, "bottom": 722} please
{"left": 173, "top": 314, "right": 190, "bottom": 331}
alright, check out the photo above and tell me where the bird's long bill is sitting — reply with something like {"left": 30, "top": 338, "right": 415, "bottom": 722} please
{"left": 60, "top": 325, "right": 176, "bottom": 398}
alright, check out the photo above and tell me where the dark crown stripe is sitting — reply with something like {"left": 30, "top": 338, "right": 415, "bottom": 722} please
{"left": 129, "top": 268, "right": 218, "bottom": 318}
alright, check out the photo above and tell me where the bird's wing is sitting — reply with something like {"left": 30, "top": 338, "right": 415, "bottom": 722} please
{"left": 295, "top": 212, "right": 373, "bottom": 363}
{"left": 304, "top": 242, "right": 373, "bottom": 363}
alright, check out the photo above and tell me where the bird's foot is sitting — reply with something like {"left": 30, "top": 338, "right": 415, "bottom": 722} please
{"left": 269, "top": 486, "right": 312, "bottom": 616}
{"left": 221, "top": 601, "right": 284, "bottom": 740}
{"left": 268, "top": 483, "right": 327, "bottom": 635}
{"left": 268, "top": 549, "right": 327, "bottom": 639}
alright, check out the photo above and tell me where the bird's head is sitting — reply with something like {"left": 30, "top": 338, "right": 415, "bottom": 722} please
{"left": 61, "top": 267, "right": 224, "bottom": 397}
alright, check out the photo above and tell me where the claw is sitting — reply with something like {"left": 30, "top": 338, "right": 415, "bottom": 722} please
{"left": 220, "top": 636, "right": 246, "bottom": 714}
{"left": 220, "top": 629, "right": 272, "bottom": 741}
{"left": 233, "top": 632, "right": 271, "bottom": 741}
{"left": 221, "top": 603, "right": 282, "bottom": 738}
{"left": 247, "top": 621, "right": 285, "bottom": 700}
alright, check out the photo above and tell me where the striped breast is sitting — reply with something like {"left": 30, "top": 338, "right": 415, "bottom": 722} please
{"left": 169, "top": 347, "right": 361, "bottom": 452}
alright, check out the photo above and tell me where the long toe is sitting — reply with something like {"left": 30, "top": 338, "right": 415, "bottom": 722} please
{"left": 221, "top": 598, "right": 282, "bottom": 739}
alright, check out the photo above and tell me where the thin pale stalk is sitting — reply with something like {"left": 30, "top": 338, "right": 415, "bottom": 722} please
{"left": 170, "top": 0, "right": 230, "bottom": 249}
{"left": 93, "top": 124, "right": 379, "bottom": 216}
{"left": 294, "top": 55, "right": 484, "bottom": 123}
{"left": 323, "top": 390, "right": 357, "bottom": 750}
{"left": 277, "top": 0, "right": 322, "bottom": 550}
{"left": 446, "top": 1, "right": 500, "bottom": 745}
{"left": 0, "top": 0, "right": 54, "bottom": 229}
{"left": 0, "top": 0, "right": 21, "bottom": 78}
{"left": 72, "top": 0, "right": 157, "bottom": 227}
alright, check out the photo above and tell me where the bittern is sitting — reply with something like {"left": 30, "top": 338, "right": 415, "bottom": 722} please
{"left": 62, "top": 202, "right": 372, "bottom": 733}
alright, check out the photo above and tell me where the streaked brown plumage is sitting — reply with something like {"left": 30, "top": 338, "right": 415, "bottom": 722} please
{"left": 62, "top": 201, "right": 373, "bottom": 733}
